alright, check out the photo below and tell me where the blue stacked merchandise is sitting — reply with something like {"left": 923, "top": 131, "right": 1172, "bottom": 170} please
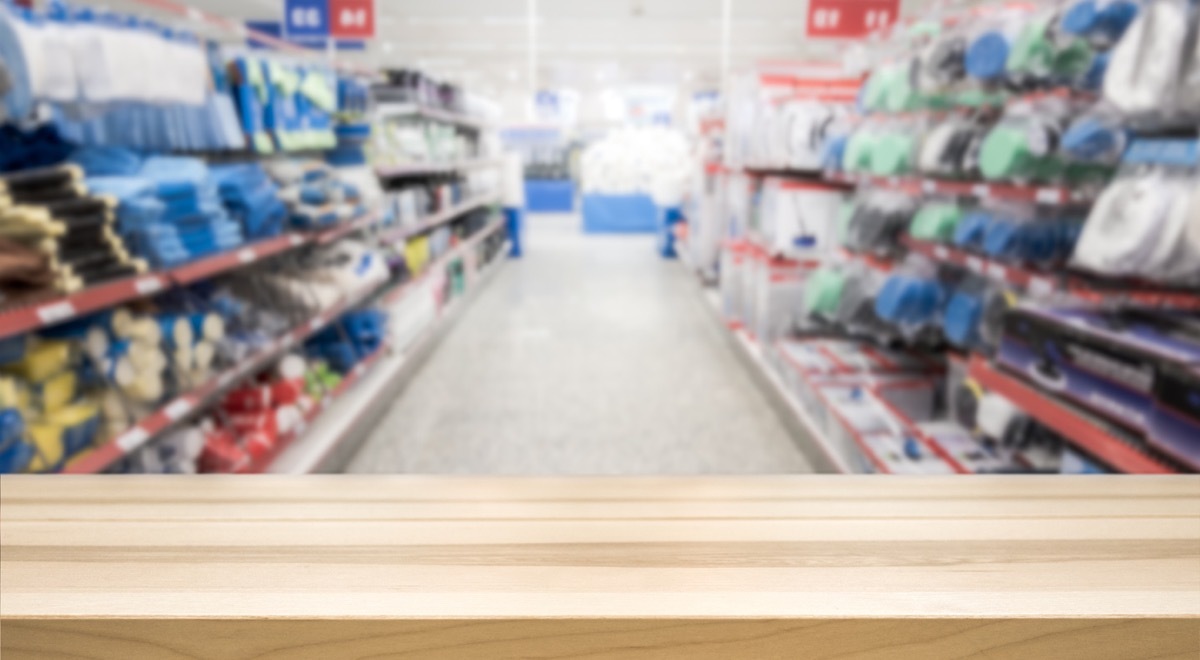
{"left": 0, "top": 2, "right": 245, "bottom": 152}
{"left": 75, "top": 149, "right": 247, "bottom": 268}
{"left": 209, "top": 165, "right": 288, "bottom": 240}
{"left": 305, "top": 309, "right": 388, "bottom": 374}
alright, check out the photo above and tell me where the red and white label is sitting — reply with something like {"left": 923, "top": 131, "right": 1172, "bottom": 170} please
{"left": 807, "top": 0, "right": 899, "bottom": 38}
{"left": 36, "top": 300, "right": 76, "bottom": 325}
{"left": 330, "top": 0, "right": 374, "bottom": 38}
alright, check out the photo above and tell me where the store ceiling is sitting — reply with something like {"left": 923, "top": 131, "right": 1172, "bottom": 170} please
{"left": 86, "top": 0, "right": 983, "bottom": 92}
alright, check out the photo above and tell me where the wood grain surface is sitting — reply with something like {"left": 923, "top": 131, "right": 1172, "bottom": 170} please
{"left": 2, "top": 475, "right": 1198, "bottom": 659}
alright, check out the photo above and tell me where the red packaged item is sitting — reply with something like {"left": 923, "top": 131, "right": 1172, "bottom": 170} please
{"left": 222, "top": 384, "right": 272, "bottom": 413}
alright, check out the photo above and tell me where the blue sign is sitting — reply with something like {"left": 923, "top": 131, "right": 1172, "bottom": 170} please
{"left": 247, "top": 20, "right": 364, "bottom": 51}
{"left": 284, "top": 0, "right": 329, "bottom": 38}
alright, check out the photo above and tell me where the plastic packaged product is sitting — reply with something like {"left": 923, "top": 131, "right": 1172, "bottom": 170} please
{"left": 1103, "top": 0, "right": 1199, "bottom": 125}
{"left": 1071, "top": 139, "right": 1200, "bottom": 285}
{"left": 978, "top": 97, "right": 1073, "bottom": 183}
{"left": 909, "top": 200, "right": 967, "bottom": 243}
{"left": 842, "top": 189, "right": 918, "bottom": 257}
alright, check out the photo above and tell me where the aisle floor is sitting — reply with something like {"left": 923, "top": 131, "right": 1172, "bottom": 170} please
{"left": 345, "top": 213, "right": 811, "bottom": 474}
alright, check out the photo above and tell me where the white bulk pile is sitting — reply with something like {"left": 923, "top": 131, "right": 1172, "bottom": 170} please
{"left": 580, "top": 127, "right": 692, "bottom": 206}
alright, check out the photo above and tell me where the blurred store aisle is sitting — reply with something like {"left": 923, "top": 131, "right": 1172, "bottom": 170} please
{"left": 345, "top": 213, "right": 811, "bottom": 474}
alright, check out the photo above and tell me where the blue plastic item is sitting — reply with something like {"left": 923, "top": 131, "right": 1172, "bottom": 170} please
{"left": 581, "top": 193, "right": 657, "bottom": 233}
{"left": 525, "top": 179, "right": 575, "bottom": 213}
{"left": 875, "top": 275, "right": 945, "bottom": 327}
{"left": 943, "top": 291, "right": 985, "bottom": 348}
{"left": 657, "top": 206, "right": 684, "bottom": 258}
{"left": 954, "top": 212, "right": 992, "bottom": 250}
{"left": 966, "top": 32, "right": 1010, "bottom": 81}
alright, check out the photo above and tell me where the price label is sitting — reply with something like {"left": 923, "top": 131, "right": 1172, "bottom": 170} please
{"left": 115, "top": 426, "right": 150, "bottom": 451}
{"left": 135, "top": 277, "right": 163, "bottom": 295}
{"left": 966, "top": 256, "right": 984, "bottom": 273}
{"left": 164, "top": 399, "right": 193, "bottom": 421}
{"left": 289, "top": 234, "right": 304, "bottom": 246}
{"left": 37, "top": 300, "right": 76, "bottom": 325}
{"left": 1035, "top": 188, "right": 1064, "bottom": 205}
{"left": 922, "top": 179, "right": 936, "bottom": 194}
{"left": 1029, "top": 276, "right": 1055, "bottom": 297}
{"left": 933, "top": 245, "right": 949, "bottom": 260}
{"left": 972, "top": 184, "right": 990, "bottom": 198}
{"left": 987, "top": 262, "right": 1008, "bottom": 280}
{"left": 237, "top": 248, "right": 257, "bottom": 264}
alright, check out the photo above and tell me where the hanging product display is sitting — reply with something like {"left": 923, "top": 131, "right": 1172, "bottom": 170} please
{"left": 682, "top": 1, "right": 1200, "bottom": 476}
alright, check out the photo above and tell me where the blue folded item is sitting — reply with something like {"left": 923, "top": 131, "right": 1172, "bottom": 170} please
{"left": 0, "top": 409, "right": 32, "bottom": 474}
{"left": 0, "top": 335, "right": 27, "bottom": 365}
{"left": 72, "top": 147, "right": 144, "bottom": 177}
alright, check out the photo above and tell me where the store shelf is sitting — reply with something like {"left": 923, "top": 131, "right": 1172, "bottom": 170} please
{"left": 169, "top": 233, "right": 307, "bottom": 284}
{"left": 237, "top": 341, "right": 392, "bottom": 474}
{"left": 375, "top": 158, "right": 502, "bottom": 179}
{"left": 310, "top": 208, "right": 387, "bottom": 245}
{"left": 60, "top": 219, "right": 507, "bottom": 474}
{"left": 0, "top": 209, "right": 384, "bottom": 341}
{"left": 377, "top": 194, "right": 499, "bottom": 244}
{"left": 266, "top": 239, "right": 510, "bottom": 474}
{"left": 901, "top": 236, "right": 1060, "bottom": 292}
{"left": 680, "top": 269, "right": 854, "bottom": 474}
{"left": 902, "top": 236, "right": 1200, "bottom": 310}
{"left": 61, "top": 277, "right": 386, "bottom": 475}
{"left": 967, "top": 355, "right": 1177, "bottom": 475}
{"left": 0, "top": 274, "right": 171, "bottom": 343}
{"left": 376, "top": 102, "right": 495, "bottom": 130}
{"left": 824, "top": 172, "right": 1096, "bottom": 206}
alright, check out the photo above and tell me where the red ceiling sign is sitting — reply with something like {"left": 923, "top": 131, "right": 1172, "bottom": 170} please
{"left": 329, "top": 0, "right": 375, "bottom": 39}
{"left": 807, "top": 0, "right": 900, "bottom": 38}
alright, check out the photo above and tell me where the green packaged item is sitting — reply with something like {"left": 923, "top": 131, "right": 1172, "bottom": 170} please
{"left": 909, "top": 203, "right": 966, "bottom": 242}
{"left": 804, "top": 268, "right": 847, "bottom": 318}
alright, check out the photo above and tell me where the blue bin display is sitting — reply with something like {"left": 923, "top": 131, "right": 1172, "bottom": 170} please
{"left": 582, "top": 194, "right": 657, "bottom": 234}
{"left": 525, "top": 179, "right": 575, "bottom": 213}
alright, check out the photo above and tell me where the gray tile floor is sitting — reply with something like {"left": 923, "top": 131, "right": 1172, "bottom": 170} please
{"left": 344, "top": 213, "right": 812, "bottom": 474}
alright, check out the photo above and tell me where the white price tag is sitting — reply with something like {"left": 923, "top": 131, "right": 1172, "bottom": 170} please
{"left": 1035, "top": 188, "right": 1064, "bottom": 205}
{"left": 933, "top": 245, "right": 949, "bottom": 260}
{"left": 887, "top": 176, "right": 900, "bottom": 186}
{"left": 135, "top": 277, "right": 163, "bottom": 295}
{"left": 237, "top": 248, "right": 256, "bottom": 264}
{"left": 185, "top": 7, "right": 204, "bottom": 22}
{"left": 217, "top": 370, "right": 237, "bottom": 389}
{"left": 972, "top": 184, "right": 990, "bottom": 198}
{"left": 922, "top": 180, "right": 936, "bottom": 194}
{"left": 37, "top": 300, "right": 76, "bottom": 325}
{"left": 164, "top": 399, "right": 193, "bottom": 421}
{"left": 1029, "top": 276, "right": 1055, "bottom": 297}
{"left": 987, "top": 262, "right": 1008, "bottom": 280}
{"left": 966, "top": 256, "right": 984, "bottom": 273}
{"left": 115, "top": 426, "right": 150, "bottom": 452}
{"left": 289, "top": 235, "right": 304, "bottom": 247}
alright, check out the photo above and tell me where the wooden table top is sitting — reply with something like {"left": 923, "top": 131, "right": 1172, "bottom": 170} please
{"left": 2, "top": 475, "right": 1198, "bottom": 659}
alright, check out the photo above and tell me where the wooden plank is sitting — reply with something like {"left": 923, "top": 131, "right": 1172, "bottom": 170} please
{"left": 2, "top": 476, "right": 1198, "bottom": 658}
